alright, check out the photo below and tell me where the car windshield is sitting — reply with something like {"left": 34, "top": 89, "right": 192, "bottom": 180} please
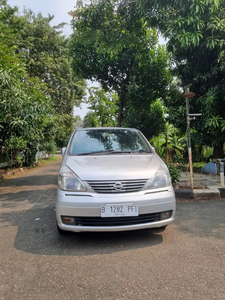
{"left": 69, "top": 129, "right": 152, "bottom": 155}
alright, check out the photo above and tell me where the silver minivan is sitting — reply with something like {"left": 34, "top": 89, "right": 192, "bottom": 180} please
{"left": 56, "top": 127, "right": 176, "bottom": 233}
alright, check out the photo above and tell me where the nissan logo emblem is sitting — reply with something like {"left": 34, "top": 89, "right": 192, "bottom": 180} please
{"left": 114, "top": 182, "right": 123, "bottom": 191}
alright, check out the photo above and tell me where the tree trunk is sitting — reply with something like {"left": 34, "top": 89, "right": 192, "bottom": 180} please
{"left": 166, "top": 143, "right": 169, "bottom": 162}
{"left": 117, "top": 66, "right": 132, "bottom": 127}
{"left": 117, "top": 91, "right": 125, "bottom": 127}
{"left": 213, "top": 143, "right": 224, "bottom": 158}
{"left": 165, "top": 131, "right": 169, "bottom": 162}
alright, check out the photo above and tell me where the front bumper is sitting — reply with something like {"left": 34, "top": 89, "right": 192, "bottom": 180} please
{"left": 56, "top": 187, "right": 176, "bottom": 232}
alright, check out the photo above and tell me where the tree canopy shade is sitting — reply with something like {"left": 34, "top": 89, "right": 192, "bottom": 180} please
{"left": 69, "top": 0, "right": 172, "bottom": 127}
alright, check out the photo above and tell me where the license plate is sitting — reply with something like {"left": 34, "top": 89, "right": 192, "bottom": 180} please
{"left": 101, "top": 204, "right": 138, "bottom": 217}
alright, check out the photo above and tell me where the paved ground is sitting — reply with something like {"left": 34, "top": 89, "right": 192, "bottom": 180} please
{"left": 0, "top": 159, "right": 225, "bottom": 300}
{"left": 175, "top": 171, "right": 222, "bottom": 200}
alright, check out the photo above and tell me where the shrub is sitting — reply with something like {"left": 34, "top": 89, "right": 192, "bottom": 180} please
{"left": 166, "top": 162, "right": 181, "bottom": 184}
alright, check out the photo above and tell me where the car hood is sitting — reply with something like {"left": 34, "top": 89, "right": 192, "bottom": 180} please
{"left": 66, "top": 154, "right": 162, "bottom": 180}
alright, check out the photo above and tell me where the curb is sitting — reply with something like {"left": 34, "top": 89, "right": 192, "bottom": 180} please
{"left": 0, "top": 167, "right": 32, "bottom": 180}
{"left": 174, "top": 189, "right": 194, "bottom": 200}
{"left": 175, "top": 187, "right": 221, "bottom": 201}
{"left": 219, "top": 188, "right": 225, "bottom": 198}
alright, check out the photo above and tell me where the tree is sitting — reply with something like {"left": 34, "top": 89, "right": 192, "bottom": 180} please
{"left": 19, "top": 10, "right": 86, "bottom": 115}
{"left": 138, "top": 0, "right": 225, "bottom": 158}
{"left": 86, "top": 88, "right": 118, "bottom": 127}
{"left": 0, "top": 1, "right": 85, "bottom": 165}
{"left": 83, "top": 112, "right": 100, "bottom": 128}
{"left": 0, "top": 1, "right": 86, "bottom": 148}
{"left": 69, "top": 0, "right": 171, "bottom": 126}
{"left": 151, "top": 123, "right": 185, "bottom": 162}
{"left": 55, "top": 114, "right": 82, "bottom": 148}
{"left": 123, "top": 99, "right": 166, "bottom": 140}
{"left": 0, "top": 40, "right": 55, "bottom": 165}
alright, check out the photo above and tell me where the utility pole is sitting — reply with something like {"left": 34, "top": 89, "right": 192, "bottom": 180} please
{"left": 183, "top": 85, "right": 196, "bottom": 190}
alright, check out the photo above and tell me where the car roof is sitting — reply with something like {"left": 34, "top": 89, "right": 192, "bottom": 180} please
{"left": 76, "top": 127, "right": 138, "bottom": 132}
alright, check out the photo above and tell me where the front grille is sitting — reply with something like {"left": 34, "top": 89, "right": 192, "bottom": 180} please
{"left": 75, "top": 213, "right": 160, "bottom": 227}
{"left": 87, "top": 179, "right": 148, "bottom": 193}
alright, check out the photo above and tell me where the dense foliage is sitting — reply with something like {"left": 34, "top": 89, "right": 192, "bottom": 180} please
{"left": 15, "top": 9, "right": 86, "bottom": 146}
{"left": 69, "top": 0, "right": 172, "bottom": 130}
{"left": 0, "top": 34, "right": 55, "bottom": 165}
{"left": 166, "top": 163, "right": 181, "bottom": 184}
{"left": 2, "top": 0, "right": 225, "bottom": 168}
{"left": 138, "top": 0, "right": 225, "bottom": 158}
{"left": 0, "top": 1, "right": 85, "bottom": 166}
{"left": 83, "top": 88, "right": 118, "bottom": 127}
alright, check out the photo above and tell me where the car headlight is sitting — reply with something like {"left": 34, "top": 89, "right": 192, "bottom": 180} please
{"left": 58, "top": 166, "right": 87, "bottom": 191}
{"left": 148, "top": 165, "right": 171, "bottom": 189}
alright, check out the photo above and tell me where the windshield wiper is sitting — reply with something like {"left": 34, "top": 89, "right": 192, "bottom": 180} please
{"left": 77, "top": 150, "right": 115, "bottom": 156}
{"left": 77, "top": 150, "right": 151, "bottom": 156}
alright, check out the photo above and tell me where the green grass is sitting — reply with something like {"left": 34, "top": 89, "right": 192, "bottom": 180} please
{"left": 38, "top": 154, "right": 62, "bottom": 165}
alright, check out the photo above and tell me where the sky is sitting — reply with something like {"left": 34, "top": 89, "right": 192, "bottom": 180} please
{"left": 8, "top": 0, "right": 91, "bottom": 118}
{"left": 8, "top": 0, "right": 75, "bottom": 35}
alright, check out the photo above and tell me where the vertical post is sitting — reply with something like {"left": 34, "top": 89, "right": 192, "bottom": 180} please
{"left": 185, "top": 90, "right": 194, "bottom": 190}
{"left": 219, "top": 160, "right": 224, "bottom": 187}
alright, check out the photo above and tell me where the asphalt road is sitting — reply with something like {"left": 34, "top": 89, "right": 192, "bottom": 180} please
{"left": 0, "top": 159, "right": 225, "bottom": 300}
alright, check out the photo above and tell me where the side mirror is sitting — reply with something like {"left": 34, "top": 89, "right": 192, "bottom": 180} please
{"left": 61, "top": 147, "right": 66, "bottom": 157}
{"left": 151, "top": 146, "right": 155, "bottom": 152}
